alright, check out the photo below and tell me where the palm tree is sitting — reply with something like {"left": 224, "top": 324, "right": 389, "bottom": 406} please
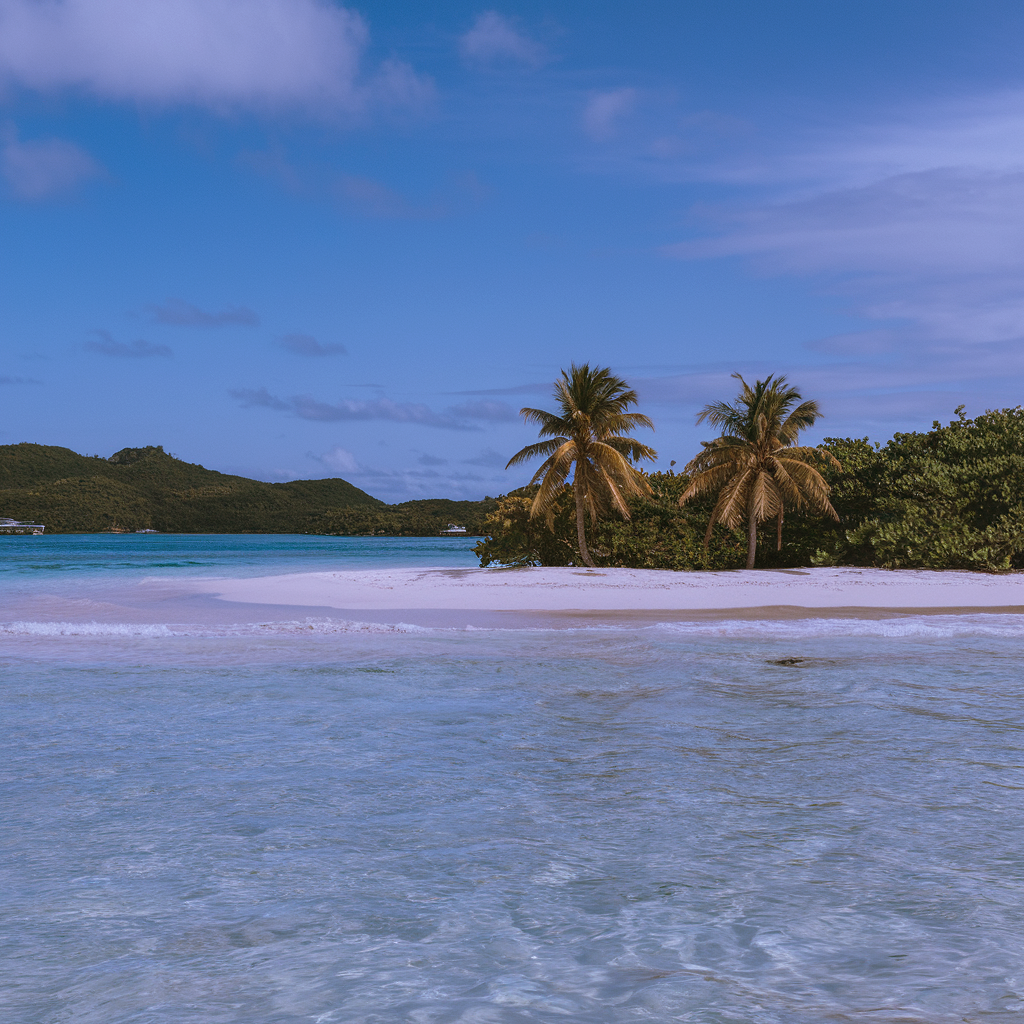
{"left": 681, "top": 373, "right": 839, "bottom": 569}
{"left": 506, "top": 363, "right": 657, "bottom": 567}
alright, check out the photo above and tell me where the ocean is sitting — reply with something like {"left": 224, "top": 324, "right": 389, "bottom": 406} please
{"left": 3, "top": 535, "right": 1024, "bottom": 1023}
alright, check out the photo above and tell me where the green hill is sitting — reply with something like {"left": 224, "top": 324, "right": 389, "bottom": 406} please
{"left": 0, "top": 443, "right": 382, "bottom": 533}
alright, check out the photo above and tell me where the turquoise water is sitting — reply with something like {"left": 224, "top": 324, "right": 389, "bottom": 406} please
{"left": 0, "top": 532, "right": 481, "bottom": 580}
{"left": 3, "top": 536, "right": 1024, "bottom": 1022}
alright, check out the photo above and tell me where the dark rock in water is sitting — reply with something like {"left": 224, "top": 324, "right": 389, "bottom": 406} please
{"left": 770, "top": 657, "right": 807, "bottom": 666}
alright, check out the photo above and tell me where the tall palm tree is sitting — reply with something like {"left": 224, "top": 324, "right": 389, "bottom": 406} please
{"left": 506, "top": 363, "right": 657, "bottom": 567}
{"left": 681, "top": 373, "right": 839, "bottom": 569}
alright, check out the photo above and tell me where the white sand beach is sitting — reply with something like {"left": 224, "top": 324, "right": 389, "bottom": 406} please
{"left": 186, "top": 566, "right": 1024, "bottom": 616}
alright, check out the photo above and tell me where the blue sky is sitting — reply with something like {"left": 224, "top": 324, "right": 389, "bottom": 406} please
{"left": 3, "top": 0, "right": 1024, "bottom": 501}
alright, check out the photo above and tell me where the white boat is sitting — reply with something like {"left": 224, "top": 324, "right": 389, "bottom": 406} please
{"left": 439, "top": 523, "right": 468, "bottom": 536}
{"left": 0, "top": 517, "right": 46, "bottom": 535}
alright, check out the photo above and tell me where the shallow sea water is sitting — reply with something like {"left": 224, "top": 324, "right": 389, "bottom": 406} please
{"left": 2, "top": 537, "right": 1024, "bottom": 1022}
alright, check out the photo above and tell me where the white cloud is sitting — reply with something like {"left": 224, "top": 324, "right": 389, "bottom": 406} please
{"left": 583, "top": 88, "right": 637, "bottom": 141}
{"left": 1, "top": 131, "right": 100, "bottom": 199}
{"left": 460, "top": 11, "right": 545, "bottom": 67}
{"left": 0, "top": 0, "right": 430, "bottom": 114}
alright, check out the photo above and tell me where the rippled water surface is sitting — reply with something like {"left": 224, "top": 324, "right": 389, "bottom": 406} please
{"left": 2, "top": 537, "right": 1024, "bottom": 1022}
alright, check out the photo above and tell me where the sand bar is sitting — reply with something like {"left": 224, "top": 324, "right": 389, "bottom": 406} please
{"left": 183, "top": 566, "right": 1024, "bottom": 616}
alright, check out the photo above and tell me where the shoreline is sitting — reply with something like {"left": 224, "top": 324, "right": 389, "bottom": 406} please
{"left": 179, "top": 566, "right": 1024, "bottom": 618}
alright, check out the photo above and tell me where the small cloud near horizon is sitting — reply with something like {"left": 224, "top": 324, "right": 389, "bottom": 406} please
{"left": 308, "top": 445, "right": 501, "bottom": 501}
{"left": 314, "top": 445, "right": 360, "bottom": 474}
{"left": 85, "top": 331, "right": 171, "bottom": 358}
{"left": 148, "top": 299, "right": 259, "bottom": 327}
{"left": 279, "top": 333, "right": 346, "bottom": 356}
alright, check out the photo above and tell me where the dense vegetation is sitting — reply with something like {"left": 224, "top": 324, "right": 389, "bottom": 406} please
{"left": 476, "top": 407, "right": 1024, "bottom": 572}
{"left": 0, "top": 443, "right": 382, "bottom": 533}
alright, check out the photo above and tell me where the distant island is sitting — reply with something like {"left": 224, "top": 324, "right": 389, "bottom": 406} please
{"left": 0, "top": 443, "right": 495, "bottom": 536}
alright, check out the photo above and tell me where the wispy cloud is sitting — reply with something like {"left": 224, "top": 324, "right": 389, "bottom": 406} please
{"left": 446, "top": 399, "right": 517, "bottom": 421}
{"left": 230, "top": 387, "right": 480, "bottom": 430}
{"left": 629, "top": 338, "right": 1024, "bottom": 442}
{"left": 661, "top": 89, "right": 1024, "bottom": 367}
{"left": 450, "top": 381, "right": 548, "bottom": 397}
{"left": 462, "top": 447, "right": 507, "bottom": 468}
{"left": 332, "top": 174, "right": 445, "bottom": 218}
{"left": 85, "top": 331, "right": 171, "bottom": 357}
{"left": 1, "top": 129, "right": 101, "bottom": 200}
{"left": 279, "top": 333, "right": 346, "bottom": 356}
{"left": 583, "top": 88, "right": 637, "bottom": 141}
{"left": 0, "top": 373, "right": 42, "bottom": 384}
{"left": 0, "top": 0, "right": 431, "bottom": 115}
{"left": 460, "top": 11, "right": 546, "bottom": 68}
{"left": 147, "top": 298, "right": 259, "bottom": 327}
{"left": 241, "top": 150, "right": 470, "bottom": 218}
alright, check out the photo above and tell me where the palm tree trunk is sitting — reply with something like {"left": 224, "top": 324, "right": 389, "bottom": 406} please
{"left": 746, "top": 505, "right": 757, "bottom": 570}
{"left": 575, "top": 489, "right": 596, "bottom": 568}
{"left": 776, "top": 508, "right": 783, "bottom": 551}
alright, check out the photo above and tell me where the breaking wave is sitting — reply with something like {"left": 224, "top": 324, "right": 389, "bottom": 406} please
{"left": 0, "top": 617, "right": 433, "bottom": 638}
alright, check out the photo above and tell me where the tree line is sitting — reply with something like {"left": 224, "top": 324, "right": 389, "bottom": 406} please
{"left": 476, "top": 364, "right": 1024, "bottom": 572}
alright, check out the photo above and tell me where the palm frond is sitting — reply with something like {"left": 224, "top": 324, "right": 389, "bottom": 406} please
{"left": 600, "top": 435, "right": 658, "bottom": 464}
{"left": 680, "top": 461, "right": 746, "bottom": 503}
{"left": 519, "top": 407, "right": 570, "bottom": 437}
{"left": 711, "top": 468, "right": 755, "bottom": 530}
{"left": 505, "top": 437, "right": 566, "bottom": 470}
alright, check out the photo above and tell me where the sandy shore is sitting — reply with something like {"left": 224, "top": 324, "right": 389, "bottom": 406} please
{"left": 183, "top": 566, "right": 1024, "bottom": 616}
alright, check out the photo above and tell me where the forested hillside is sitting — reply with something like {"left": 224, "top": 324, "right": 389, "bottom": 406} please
{"left": 0, "top": 443, "right": 382, "bottom": 533}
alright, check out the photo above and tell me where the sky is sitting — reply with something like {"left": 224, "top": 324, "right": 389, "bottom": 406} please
{"left": 3, "top": 0, "right": 1024, "bottom": 501}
